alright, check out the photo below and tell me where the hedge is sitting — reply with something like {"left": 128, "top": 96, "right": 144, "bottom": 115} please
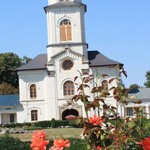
{"left": 0, "top": 119, "right": 81, "bottom": 129}
{"left": 0, "top": 135, "right": 87, "bottom": 150}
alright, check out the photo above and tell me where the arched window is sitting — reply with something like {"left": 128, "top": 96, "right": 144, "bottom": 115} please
{"left": 63, "top": 81, "right": 74, "bottom": 96}
{"left": 31, "top": 110, "right": 38, "bottom": 121}
{"left": 60, "top": 19, "right": 72, "bottom": 42}
{"left": 30, "top": 84, "right": 37, "bottom": 98}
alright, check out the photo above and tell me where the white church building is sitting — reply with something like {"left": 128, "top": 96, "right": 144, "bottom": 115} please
{"left": 0, "top": 0, "right": 150, "bottom": 124}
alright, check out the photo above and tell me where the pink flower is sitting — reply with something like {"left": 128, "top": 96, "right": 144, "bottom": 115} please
{"left": 30, "top": 130, "right": 49, "bottom": 150}
{"left": 50, "top": 139, "right": 70, "bottom": 150}
{"left": 89, "top": 115, "right": 104, "bottom": 125}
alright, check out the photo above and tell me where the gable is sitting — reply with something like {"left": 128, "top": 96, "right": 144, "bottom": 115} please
{"left": 50, "top": 46, "right": 83, "bottom": 63}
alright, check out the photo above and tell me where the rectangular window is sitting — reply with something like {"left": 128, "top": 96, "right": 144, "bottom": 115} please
{"left": 10, "top": 114, "right": 15, "bottom": 123}
{"left": 126, "top": 107, "right": 133, "bottom": 116}
{"left": 31, "top": 110, "right": 38, "bottom": 121}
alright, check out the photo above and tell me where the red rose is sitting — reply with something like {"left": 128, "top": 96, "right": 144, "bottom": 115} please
{"left": 89, "top": 115, "right": 104, "bottom": 125}
{"left": 30, "top": 130, "right": 49, "bottom": 150}
{"left": 140, "top": 137, "right": 150, "bottom": 150}
{"left": 50, "top": 139, "right": 70, "bottom": 150}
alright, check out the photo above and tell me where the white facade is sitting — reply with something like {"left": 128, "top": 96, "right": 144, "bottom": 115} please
{"left": 13, "top": 0, "right": 150, "bottom": 124}
{"left": 0, "top": 0, "right": 149, "bottom": 124}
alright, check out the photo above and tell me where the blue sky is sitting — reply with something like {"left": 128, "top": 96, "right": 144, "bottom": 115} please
{"left": 0, "top": 0, "right": 150, "bottom": 87}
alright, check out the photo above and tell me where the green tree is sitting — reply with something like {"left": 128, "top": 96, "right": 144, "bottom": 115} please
{"left": 129, "top": 84, "right": 140, "bottom": 90}
{"left": 21, "top": 56, "right": 32, "bottom": 65}
{"left": 0, "top": 52, "right": 21, "bottom": 88}
{"left": 144, "top": 70, "right": 150, "bottom": 87}
{"left": 0, "top": 52, "right": 32, "bottom": 95}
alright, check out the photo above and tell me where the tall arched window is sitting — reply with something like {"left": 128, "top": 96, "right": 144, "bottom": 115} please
{"left": 63, "top": 81, "right": 74, "bottom": 96}
{"left": 60, "top": 19, "right": 72, "bottom": 42}
{"left": 31, "top": 110, "right": 38, "bottom": 121}
{"left": 30, "top": 84, "right": 37, "bottom": 98}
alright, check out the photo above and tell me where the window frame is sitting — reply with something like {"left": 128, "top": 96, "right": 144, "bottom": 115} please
{"left": 10, "top": 114, "right": 15, "bottom": 123}
{"left": 30, "top": 84, "right": 37, "bottom": 98}
{"left": 62, "top": 59, "right": 74, "bottom": 70}
{"left": 63, "top": 80, "right": 74, "bottom": 96}
{"left": 126, "top": 107, "right": 133, "bottom": 116}
{"left": 60, "top": 19, "right": 72, "bottom": 42}
{"left": 31, "top": 110, "right": 38, "bottom": 121}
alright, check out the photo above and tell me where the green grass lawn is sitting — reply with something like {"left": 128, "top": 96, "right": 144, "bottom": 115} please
{"left": 8, "top": 128, "right": 83, "bottom": 141}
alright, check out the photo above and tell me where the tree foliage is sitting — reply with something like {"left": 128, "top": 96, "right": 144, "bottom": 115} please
{"left": 144, "top": 70, "right": 150, "bottom": 88}
{"left": 0, "top": 52, "right": 21, "bottom": 88}
{"left": 21, "top": 56, "right": 32, "bottom": 65}
{"left": 0, "top": 52, "right": 32, "bottom": 94}
{"left": 129, "top": 83, "right": 140, "bottom": 90}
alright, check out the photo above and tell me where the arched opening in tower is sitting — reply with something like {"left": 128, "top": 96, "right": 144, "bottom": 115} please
{"left": 62, "top": 109, "right": 79, "bottom": 120}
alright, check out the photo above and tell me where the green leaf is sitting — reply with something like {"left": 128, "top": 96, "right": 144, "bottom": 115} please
{"left": 128, "top": 121, "right": 135, "bottom": 128}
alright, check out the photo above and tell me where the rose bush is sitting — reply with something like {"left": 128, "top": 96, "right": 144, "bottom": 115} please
{"left": 30, "top": 67, "right": 150, "bottom": 150}
{"left": 71, "top": 68, "right": 150, "bottom": 149}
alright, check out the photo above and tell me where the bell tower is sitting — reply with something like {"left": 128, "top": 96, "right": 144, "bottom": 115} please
{"left": 44, "top": 0, "right": 88, "bottom": 62}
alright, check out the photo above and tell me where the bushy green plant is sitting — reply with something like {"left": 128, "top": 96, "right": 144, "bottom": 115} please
{"left": 67, "top": 138, "right": 88, "bottom": 150}
{"left": 24, "top": 126, "right": 42, "bottom": 130}
{"left": 0, "top": 135, "right": 30, "bottom": 150}
{"left": 34, "top": 120, "right": 51, "bottom": 128}
{"left": 46, "top": 138, "right": 87, "bottom": 150}
{"left": 47, "top": 138, "right": 88, "bottom": 150}
{"left": 51, "top": 118, "right": 57, "bottom": 128}
{"left": 55, "top": 120, "right": 70, "bottom": 127}
{"left": 69, "top": 120, "right": 83, "bottom": 128}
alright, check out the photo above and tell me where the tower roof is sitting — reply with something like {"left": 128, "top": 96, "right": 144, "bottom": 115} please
{"left": 44, "top": 1, "right": 86, "bottom": 12}
{"left": 16, "top": 51, "right": 123, "bottom": 71}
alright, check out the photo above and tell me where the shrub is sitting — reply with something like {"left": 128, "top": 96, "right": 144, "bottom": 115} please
{"left": 34, "top": 120, "right": 51, "bottom": 128}
{"left": 55, "top": 120, "right": 70, "bottom": 127}
{"left": 51, "top": 118, "right": 56, "bottom": 128}
{"left": 67, "top": 138, "right": 88, "bottom": 150}
{"left": 44, "top": 137, "right": 87, "bottom": 150}
{"left": 0, "top": 120, "right": 71, "bottom": 129}
{"left": 23, "top": 126, "right": 42, "bottom": 131}
{"left": 69, "top": 120, "right": 83, "bottom": 128}
{"left": 0, "top": 135, "right": 30, "bottom": 150}
{"left": 1, "top": 123, "right": 23, "bottom": 128}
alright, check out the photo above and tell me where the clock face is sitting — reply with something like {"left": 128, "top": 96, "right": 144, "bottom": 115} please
{"left": 62, "top": 59, "right": 73, "bottom": 70}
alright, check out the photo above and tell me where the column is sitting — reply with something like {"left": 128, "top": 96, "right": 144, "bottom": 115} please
{"left": 146, "top": 105, "right": 150, "bottom": 119}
